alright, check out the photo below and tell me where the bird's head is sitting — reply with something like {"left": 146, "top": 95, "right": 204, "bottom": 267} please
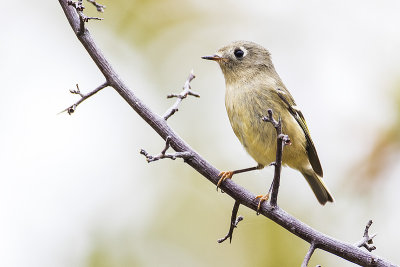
{"left": 202, "top": 40, "right": 274, "bottom": 83}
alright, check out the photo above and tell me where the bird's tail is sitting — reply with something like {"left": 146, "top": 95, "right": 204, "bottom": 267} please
{"left": 301, "top": 170, "right": 334, "bottom": 205}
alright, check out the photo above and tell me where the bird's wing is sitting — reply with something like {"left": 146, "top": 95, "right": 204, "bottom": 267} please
{"left": 275, "top": 88, "right": 323, "bottom": 177}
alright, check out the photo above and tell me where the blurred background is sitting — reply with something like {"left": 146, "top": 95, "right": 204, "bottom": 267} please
{"left": 1, "top": 0, "right": 400, "bottom": 266}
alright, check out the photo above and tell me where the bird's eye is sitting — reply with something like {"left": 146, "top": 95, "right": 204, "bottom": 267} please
{"left": 234, "top": 48, "right": 244, "bottom": 59}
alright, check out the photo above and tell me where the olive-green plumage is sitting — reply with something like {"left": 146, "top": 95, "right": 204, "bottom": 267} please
{"left": 203, "top": 41, "right": 334, "bottom": 205}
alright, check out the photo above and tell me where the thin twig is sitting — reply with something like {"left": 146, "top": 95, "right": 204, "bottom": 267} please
{"left": 354, "top": 220, "right": 377, "bottom": 252}
{"left": 302, "top": 242, "right": 317, "bottom": 267}
{"left": 81, "top": 15, "right": 103, "bottom": 22}
{"left": 67, "top": 0, "right": 103, "bottom": 35}
{"left": 218, "top": 200, "right": 243, "bottom": 243}
{"left": 163, "top": 70, "right": 199, "bottom": 120}
{"left": 58, "top": 2, "right": 396, "bottom": 266}
{"left": 59, "top": 82, "right": 109, "bottom": 115}
{"left": 261, "top": 109, "right": 291, "bottom": 207}
{"left": 86, "top": 0, "right": 105, "bottom": 12}
{"left": 140, "top": 136, "right": 193, "bottom": 163}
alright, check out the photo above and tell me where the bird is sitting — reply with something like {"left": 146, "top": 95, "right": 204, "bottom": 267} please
{"left": 202, "top": 40, "right": 334, "bottom": 206}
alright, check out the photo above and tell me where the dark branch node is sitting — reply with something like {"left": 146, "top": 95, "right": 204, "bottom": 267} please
{"left": 140, "top": 136, "right": 193, "bottom": 163}
{"left": 279, "top": 133, "right": 291, "bottom": 146}
{"left": 67, "top": 0, "right": 84, "bottom": 11}
{"left": 60, "top": 82, "right": 108, "bottom": 115}
{"left": 81, "top": 15, "right": 103, "bottom": 23}
{"left": 163, "top": 70, "right": 198, "bottom": 120}
{"left": 167, "top": 90, "right": 200, "bottom": 99}
{"left": 262, "top": 109, "right": 280, "bottom": 128}
{"left": 218, "top": 201, "right": 243, "bottom": 244}
{"left": 67, "top": 0, "right": 103, "bottom": 35}
{"left": 354, "top": 220, "right": 377, "bottom": 252}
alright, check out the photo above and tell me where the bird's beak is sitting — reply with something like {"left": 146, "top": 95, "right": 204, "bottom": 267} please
{"left": 201, "top": 54, "right": 224, "bottom": 61}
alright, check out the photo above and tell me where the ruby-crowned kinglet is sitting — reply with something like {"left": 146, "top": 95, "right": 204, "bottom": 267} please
{"left": 202, "top": 41, "right": 333, "bottom": 205}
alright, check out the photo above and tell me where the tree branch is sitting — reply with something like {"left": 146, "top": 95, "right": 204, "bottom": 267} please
{"left": 354, "top": 220, "right": 377, "bottom": 252}
{"left": 261, "top": 109, "right": 291, "bottom": 208}
{"left": 58, "top": 1, "right": 396, "bottom": 266}
{"left": 140, "top": 136, "right": 193, "bottom": 162}
{"left": 163, "top": 70, "right": 199, "bottom": 120}
{"left": 67, "top": 0, "right": 103, "bottom": 35}
{"left": 218, "top": 200, "right": 243, "bottom": 244}
{"left": 302, "top": 242, "right": 317, "bottom": 267}
{"left": 86, "top": 0, "right": 105, "bottom": 12}
{"left": 60, "top": 82, "right": 109, "bottom": 114}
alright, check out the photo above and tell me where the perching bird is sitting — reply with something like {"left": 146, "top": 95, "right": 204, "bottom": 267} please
{"left": 202, "top": 41, "right": 334, "bottom": 205}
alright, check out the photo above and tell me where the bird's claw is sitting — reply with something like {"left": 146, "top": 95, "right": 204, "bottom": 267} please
{"left": 255, "top": 193, "right": 270, "bottom": 214}
{"left": 217, "top": 171, "right": 234, "bottom": 190}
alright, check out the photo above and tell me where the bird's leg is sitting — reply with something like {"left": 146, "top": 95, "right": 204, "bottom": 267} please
{"left": 255, "top": 179, "right": 274, "bottom": 213}
{"left": 217, "top": 163, "right": 264, "bottom": 190}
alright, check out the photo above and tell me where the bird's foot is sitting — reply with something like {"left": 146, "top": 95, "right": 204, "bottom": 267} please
{"left": 255, "top": 193, "right": 270, "bottom": 214}
{"left": 217, "top": 171, "right": 234, "bottom": 190}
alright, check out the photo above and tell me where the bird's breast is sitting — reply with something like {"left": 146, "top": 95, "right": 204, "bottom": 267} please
{"left": 225, "top": 85, "right": 277, "bottom": 166}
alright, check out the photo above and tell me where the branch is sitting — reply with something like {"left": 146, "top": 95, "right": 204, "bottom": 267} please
{"left": 261, "top": 109, "right": 291, "bottom": 207}
{"left": 163, "top": 70, "right": 199, "bottom": 120}
{"left": 302, "top": 242, "right": 317, "bottom": 267}
{"left": 67, "top": 0, "right": 103, "bottom": 35}
{"left": 58, "top": 2, "right": 396, "bottom": 266}
{"left": 140, "top": 136, "right": 193, "bottom": 162}
{"left": 60, "top": 82, "right": 108, "bottom": 114}
{"left": 218, "top": 200, "right": 243, "bottom": 243}
{"left": 354, "top": 220, "right": 377, "bottom": 252}
{"left": 86, "top": 0, "right": 105, "bottom": 12}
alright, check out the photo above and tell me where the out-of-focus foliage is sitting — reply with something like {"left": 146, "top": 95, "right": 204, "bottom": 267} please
{"left": 103, "top": 0, "right": 203, "bottom": 48}
{"left": 91, "top": 0, "right": 242, "bottom": 86}
{"left": 86, "top": 235, "right": 142, "bottom": 267}
{"left": 351, "top": 84, "right": 400, "bottom": 189}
